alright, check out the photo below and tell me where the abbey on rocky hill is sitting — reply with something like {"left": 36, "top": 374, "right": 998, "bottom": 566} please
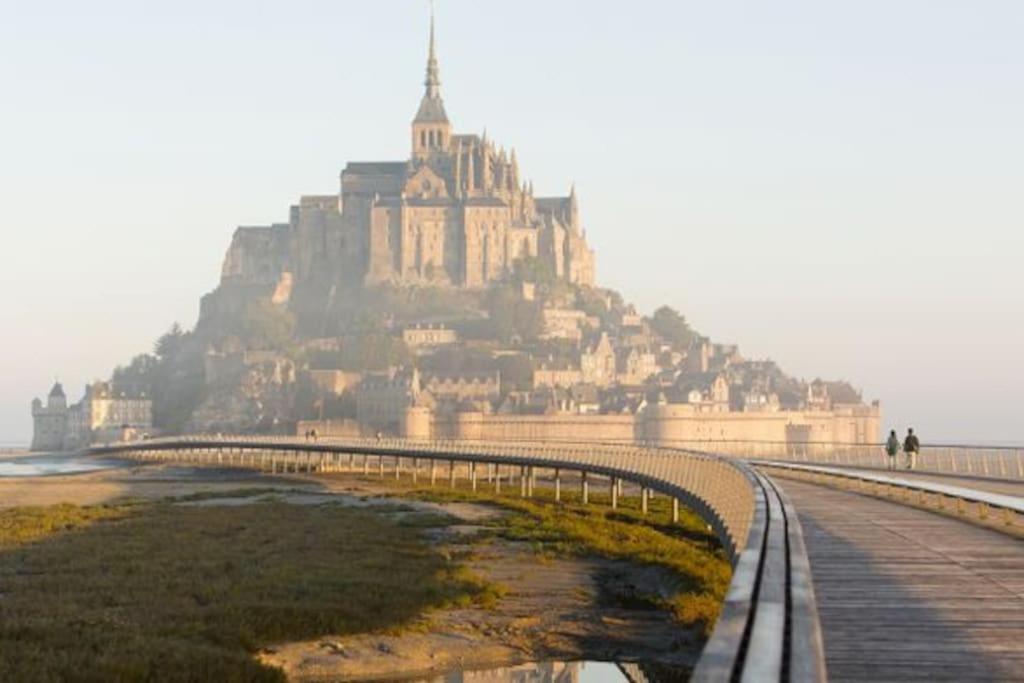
{"left": 219, "top": 11, "right": 595, "bottom": 296}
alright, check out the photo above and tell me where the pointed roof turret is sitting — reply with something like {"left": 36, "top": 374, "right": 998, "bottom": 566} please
{"left": 414, "top": 1, "right": 449, "bottom": 124}
{"left": 48, "top": 381, "right": 65, "bottom": 399}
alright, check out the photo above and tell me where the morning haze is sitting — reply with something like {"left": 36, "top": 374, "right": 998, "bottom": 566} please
{"left": 4, "top": 4, "right": 1024, "bottom": 682}
{"left": 2, "top": 0, "right": 1023, "bottom": 444}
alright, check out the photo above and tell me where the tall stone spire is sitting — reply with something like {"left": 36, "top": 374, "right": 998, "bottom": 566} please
{"left": 413, "top": 0, "right": 449, "bottom": 127}
{"left": 425, "top": 1, "right": 441, "bottom": 99}
{"left": 412, "top": 0, "right": 450, "bottom": 158}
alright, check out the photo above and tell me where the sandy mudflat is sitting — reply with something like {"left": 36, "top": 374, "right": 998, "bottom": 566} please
{"left": 0, "top": 462, "right": 318, "bottom": 508}
{"left": 1, "top": 467, "right": 699, "bottom": 680}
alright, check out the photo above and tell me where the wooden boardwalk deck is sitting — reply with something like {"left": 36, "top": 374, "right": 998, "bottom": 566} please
{"left": 778, "top": 478, "right": 1024, "bottom": 682}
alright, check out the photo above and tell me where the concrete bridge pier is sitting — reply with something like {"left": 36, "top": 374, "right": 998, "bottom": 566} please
{"left": 470, "top": 462, "right": 478, "bottom": 491}
{"left": 495, "top": 466, "right": 502, "bottom": 493}
{"left": 554, "top": 468, "right": 562, "bottom": 502}
{"left": 581, "top": 471, "right": 589, "bottom": 504}
{"left": 672, "top": 497, "right": 680, "bottom": 523}
{"left": 519, "top": 466, "right": 528, "bottom": 497}
{"left": 412, "top": 458, "right": 419, "bottom": 484}
{"left": 611, "top": 477, "right": 619, "bottom": 509}
{"left": 378, "top": 455, "right": 385, "bottom": 478}
{"left": 641, "top": 488, "right": 649, "bottom": 515}
{"left": 430, "top": 460, "right": 437, "bottom": 486}
{"left": 448, "top": 460, "right": 456, "bottom": 488}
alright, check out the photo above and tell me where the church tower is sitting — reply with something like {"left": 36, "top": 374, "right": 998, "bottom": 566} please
{"left": 411, "top": 6, "right": 451, "bottom": 161}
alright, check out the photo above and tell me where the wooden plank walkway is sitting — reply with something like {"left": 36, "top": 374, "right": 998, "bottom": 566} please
{"left": 777, "top": 478, "right": 1024, "bottom": 682}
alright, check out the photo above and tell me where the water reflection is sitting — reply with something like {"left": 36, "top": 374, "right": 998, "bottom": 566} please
{"left": 414, "top": 661, "right": 629, "bottom": 683}
{"left": 0, "top": 455, "right": 124, "bottom": 478}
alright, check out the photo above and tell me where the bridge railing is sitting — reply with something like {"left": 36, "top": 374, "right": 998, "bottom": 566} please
{"left": 88, "top": 435, "right": 827, "bottom": 682}
{"left": 636, "top": 439, "right": 1024, "bottom": 482}
{"left": 759, "top": 461, "right": 1024, "bottom": 531}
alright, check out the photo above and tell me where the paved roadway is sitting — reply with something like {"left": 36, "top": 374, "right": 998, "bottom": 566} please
{"left": 777, "top": 478, "right": 1024, "bottom": 682}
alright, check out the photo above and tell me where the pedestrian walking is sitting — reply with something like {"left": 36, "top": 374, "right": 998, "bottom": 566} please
{"left": 903, "top": 428, "right": 920, "bottom": 470}
{"left": 885, "top": 430, "right": 900, "bottom": 470}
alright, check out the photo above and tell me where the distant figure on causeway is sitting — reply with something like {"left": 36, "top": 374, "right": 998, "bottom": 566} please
{"left": 903, "top": 428, "right": 921, "bottom": 469}
{"left": 885, "top": 430, "right": 900, "bottom": 470}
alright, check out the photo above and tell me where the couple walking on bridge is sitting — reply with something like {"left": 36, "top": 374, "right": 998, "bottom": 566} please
{"left": 886, "top": 428, "right": 921, "bottom": 470}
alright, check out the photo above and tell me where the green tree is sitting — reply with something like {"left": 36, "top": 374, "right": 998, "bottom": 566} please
{"left": 650, "top": 306, "right": 696, "bottom": 350}
{"left": 154, "top": 323, "right": 185, "bottom": 360}
{"left": 240, "top": 300, "right": 296, "bottom": 350}
{"left": 485, "top": 286, "right": 543, "bottom": 343}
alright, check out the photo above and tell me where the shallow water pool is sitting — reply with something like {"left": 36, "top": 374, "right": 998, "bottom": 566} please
{"left": 408, "top": 660, "right": 638, "bottom": 682}
{"left": 0, "top": 455, "right": 125, "bottom": 478}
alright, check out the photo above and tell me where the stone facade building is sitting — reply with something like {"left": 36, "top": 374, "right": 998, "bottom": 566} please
{"left": 213, "top": 12, "right": 595, "bottom": 308}
{"left": 31, "top": 381, "right": 153, "bottom": 451}
{"left": 402, "top": 324, "right": 458, "bottom": 351}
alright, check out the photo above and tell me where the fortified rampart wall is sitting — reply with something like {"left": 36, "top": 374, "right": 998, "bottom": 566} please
{"left": 398, "top": 403, "right": 882, "bottom": 446}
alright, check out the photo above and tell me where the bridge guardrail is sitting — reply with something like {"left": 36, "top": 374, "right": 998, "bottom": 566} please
{"left": 673, "top": 440, "right": 1024, "bottom": 482}
{"left": 758, "top": 461, "right": 1024, "bottom": 530}
{"left": 86, "top": 436, "right": 827, "bottom": 682}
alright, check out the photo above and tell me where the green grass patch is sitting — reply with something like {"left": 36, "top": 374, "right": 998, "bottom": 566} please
{"left": 170, "top": 487, "right": 289, "bottom": 503}
{"left": 392, "top": 483, "right": 731, "bottom": 635}
{"left": 0, "top": 500, "right": 497, "bottom": 681}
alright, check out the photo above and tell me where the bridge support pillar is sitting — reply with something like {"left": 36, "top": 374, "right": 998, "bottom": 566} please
{"left": 430, "top": 461, "right": 437, "bottom": 486}
{"left": 554, "top": 469, "right": 561, "bottom": 502}
{"left": 363, "top": 455, "right": 369, "bottom": 475}
{"left": 611, "top": 478, "right": 619, "bottom": 509}
{"left": 412, "top": 458, "right": 419, "bottom": 484}
{"left": 487, "top": 463, "right": 493, "bottom": 484}
{"left": 672, "top": 497, "right": 680, "bottom": 523}
{"left": 348, "top": 453, "right": 355, "bottom": 472}
{"left": 581, "top": 472, "right": 589, "bottom": 505}
{"left": 395, "top": 457, "right": 401, "bottom": 481}
{"left": 471, "top": 462, "right": 477, "bottom": 492}
{"left": 449, "top": 460, "right": 456, "bottom": 488}
{"left": 641, "top": 488, "right": 649, "bottom": 515}
{"left": 495, "top": 466, "right": 502, "bottom": 494}
{"left": 379, "top": 455, "right": 385, "bottom": 478}
{"left": 519, "top": 467, "right": 527, "bottom": 497}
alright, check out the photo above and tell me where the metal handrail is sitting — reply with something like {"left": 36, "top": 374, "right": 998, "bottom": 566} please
{"left": 758, "top": 461, "right": 1023, "bottom": 528}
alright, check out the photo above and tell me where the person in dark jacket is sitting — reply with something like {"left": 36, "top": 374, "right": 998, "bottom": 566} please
{"left": 903, "top": 428, "right": 920, "bottom": 469}
{"left": 885, "top": 430, "right": 900, "bottom": 470}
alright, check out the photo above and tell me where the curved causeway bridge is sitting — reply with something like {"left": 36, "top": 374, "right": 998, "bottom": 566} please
{"left": 87, "top": 437, "right": 1024, "bottom": 682}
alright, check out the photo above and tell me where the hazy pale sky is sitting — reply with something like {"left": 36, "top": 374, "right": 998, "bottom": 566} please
{"left": 1, "top": 0, "right": 1022, "bottom": 445}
